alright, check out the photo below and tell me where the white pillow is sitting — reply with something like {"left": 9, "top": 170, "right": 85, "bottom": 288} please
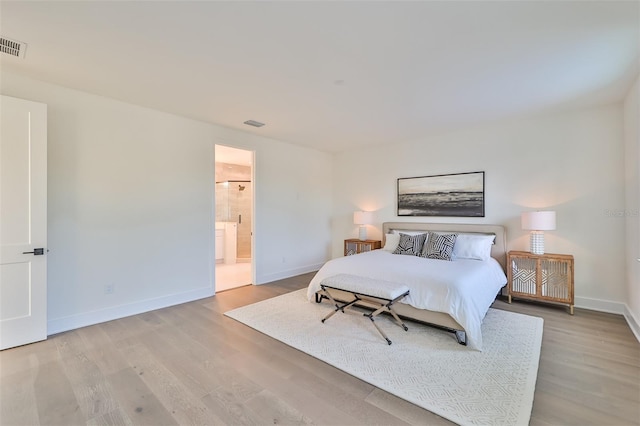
{"left": 382, "top": 233, "right": 400, "bottom": 252}
{"left": 452, "top": 234, "right": 495, "bottom": 261}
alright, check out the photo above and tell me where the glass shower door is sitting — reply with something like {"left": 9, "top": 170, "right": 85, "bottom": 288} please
{"left": 229, "top": 182, "right": 252, "bottom": 260}
{"left": 216, "top": 181, "right": 251, "bottom": 260}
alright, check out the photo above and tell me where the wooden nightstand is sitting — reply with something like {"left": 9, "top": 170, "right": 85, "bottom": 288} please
{"left": 507, "top": 250, "right": 574, "bottom": 314}
{"left": 344, "top": 239, "right": 382, "bottom": 256}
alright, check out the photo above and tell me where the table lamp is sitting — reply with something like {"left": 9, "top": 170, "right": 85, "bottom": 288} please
{"left": 521, "top": 211, "right": 556, "bottom": 255}
{"left": 353, "top": 211, "right": 373, "bottom": 241}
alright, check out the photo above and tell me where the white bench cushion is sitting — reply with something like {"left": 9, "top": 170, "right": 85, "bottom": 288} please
{"left": 320, "top": 274, "right": 409, "bottom": 300}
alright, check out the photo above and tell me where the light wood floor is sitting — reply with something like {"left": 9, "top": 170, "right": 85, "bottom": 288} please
{"left": 1, "top": 272, "right": 639, "bottom": 425}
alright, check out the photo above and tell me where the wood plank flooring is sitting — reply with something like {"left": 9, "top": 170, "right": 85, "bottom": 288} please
{"left": 1, "top": 272, "right": 639, "bottom": 425}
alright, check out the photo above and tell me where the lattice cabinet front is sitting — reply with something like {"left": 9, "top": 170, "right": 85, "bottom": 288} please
{"left": 507, "top": 251, "right": 574, "bottom": 314}
{"left": 344, "top": 239, "right": 382, "bottom": 256}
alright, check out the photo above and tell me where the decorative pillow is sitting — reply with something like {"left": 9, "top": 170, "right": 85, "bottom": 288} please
{"left": 382, "top": 233, "right": 401, "bottom": 252}
{"left": 393, "top": 233, "right": 428, "bottom": 256}
{"left": 452, "top": 234, "right": 495, "bottom": 261}
{"left": 422, "top": 232, "right": 457, "bottom": 260}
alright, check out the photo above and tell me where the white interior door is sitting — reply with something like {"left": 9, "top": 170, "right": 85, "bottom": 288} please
{"left": 0, "top": 95, "right": 48, "bottom": 350}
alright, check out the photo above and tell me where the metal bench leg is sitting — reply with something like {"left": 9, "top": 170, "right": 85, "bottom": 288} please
{"left": 321, "top": 307, "right": 340, "bottom": 323}
{"left": 320, "top": 287, "right": 358, "bottom": 323}
{"left": 320, "top": 285, "right": 409, "bottom": 345}
{"left": 320, "top": 288, "right": 341, "bottom": 323}
{"left": 388, "top": 307, "right": 409, "bottom": 332}
{"left": 366, "top": 314, "right": 392, "bottom": 345}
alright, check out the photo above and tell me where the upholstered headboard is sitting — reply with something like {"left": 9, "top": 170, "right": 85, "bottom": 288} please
{"left": 382, "top": 222, "right": 507, "bottom": 272}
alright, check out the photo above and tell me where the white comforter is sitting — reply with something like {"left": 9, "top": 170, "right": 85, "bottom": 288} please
{"left": 306, "top": 250, "right": 507, "bottom": 350}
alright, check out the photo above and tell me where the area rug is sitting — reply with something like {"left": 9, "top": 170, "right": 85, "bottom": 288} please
{"left": 225, "top": 289, "right": 543, "bottom": 426}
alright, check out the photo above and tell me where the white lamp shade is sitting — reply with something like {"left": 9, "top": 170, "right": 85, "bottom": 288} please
{"left": 353, "top": 211, "right": 373, "bottom": 225}
{"left": 521, "top": 211, "right": 556, "bottom": 231}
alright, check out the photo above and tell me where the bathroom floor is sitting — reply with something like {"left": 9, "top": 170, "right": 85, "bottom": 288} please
{"left": 215, "top": 262, "right": 252, "bottom": 292}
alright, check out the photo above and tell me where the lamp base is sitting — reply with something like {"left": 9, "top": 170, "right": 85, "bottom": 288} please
{"left": 358, "top": 226, "right": 367, "bottom": 241}
{"left": 530, "top": 231, "right": 545, "bottom": 255}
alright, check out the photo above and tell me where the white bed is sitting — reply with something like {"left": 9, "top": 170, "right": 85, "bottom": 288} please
{"left": 307, "top": 222, "right": 508, "bottom": 350}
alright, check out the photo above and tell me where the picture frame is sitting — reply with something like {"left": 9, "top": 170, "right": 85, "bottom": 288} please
{"left": 397, "top": 171, "right": 485, "bottom": 217}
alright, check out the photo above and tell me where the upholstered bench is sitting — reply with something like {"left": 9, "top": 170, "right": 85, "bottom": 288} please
{"left": 319, "top": 273, "right": 410, "bottom": 345}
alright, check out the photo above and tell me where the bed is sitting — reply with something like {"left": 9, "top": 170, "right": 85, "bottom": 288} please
{"left": 307, "top": 222, "right": 508, "bottom": 350}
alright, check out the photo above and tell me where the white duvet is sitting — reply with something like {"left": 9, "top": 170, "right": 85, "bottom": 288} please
{"left": 306, "top": 250, "right": 507, "bottom": 350}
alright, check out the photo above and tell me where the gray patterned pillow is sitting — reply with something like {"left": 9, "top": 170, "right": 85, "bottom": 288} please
{"left": 422, "top": 232, "right": 458, "bottom": 260}
{"left": 393, "top": 233, "right": 428, "bottom": 256}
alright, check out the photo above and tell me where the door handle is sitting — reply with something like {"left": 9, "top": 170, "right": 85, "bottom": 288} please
{"left": 238, "top": 214, "right": 242, "bottom": 224}
{"left": 23, "top": 248, "right": 45, "bottom": 255}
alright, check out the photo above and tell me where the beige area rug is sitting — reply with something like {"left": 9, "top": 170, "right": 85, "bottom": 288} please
{"left": 225, "top": 289, "right": 543, "bottom": 426}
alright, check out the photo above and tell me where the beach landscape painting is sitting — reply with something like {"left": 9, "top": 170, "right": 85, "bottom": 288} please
{"left": 397, "top": 172, "right": 485, "bottom": 217}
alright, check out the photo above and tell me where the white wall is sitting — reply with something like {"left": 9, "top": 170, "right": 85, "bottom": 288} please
{"left": 333, "top": 105, "right": 627, "bottom": 312}
{"left": 1, "top": 71, "right": 333, "bottom": 334}
{"left": 624, "top": 75, "right": 640, "bottom": 339}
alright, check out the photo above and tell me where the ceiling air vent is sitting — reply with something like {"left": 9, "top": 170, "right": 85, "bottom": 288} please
{"left": 0, "top": 36, "right": 27, "bottom": 59}
{"left": 244, "top": 120, "right": 265, "bottom": 128}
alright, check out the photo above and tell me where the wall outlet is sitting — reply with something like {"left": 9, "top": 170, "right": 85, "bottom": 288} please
{"left": 104, "top": 284, "right": 114, "bottom": 294}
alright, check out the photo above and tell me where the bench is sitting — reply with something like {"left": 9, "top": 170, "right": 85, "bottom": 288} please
{"left": 319, "top": 274, "right": 410, "bottom": 345}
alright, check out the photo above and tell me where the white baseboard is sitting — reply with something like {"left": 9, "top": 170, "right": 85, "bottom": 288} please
{"left": 47, "top": 261, "right": 322, "bottom": 335}
{"left": 574, "top": 296, "right": 625, "bottom": 315}
{"left": 623, "top": 304, "right": 640, "bottom": 343}
{"left": 256, "top": 262, "right": 323, "bottom": 285}
{"left": 47, "top": 286, "right": 214, "bottom": 335}
{"left": 575, "top": 296, "right": 640, "bottom": 343}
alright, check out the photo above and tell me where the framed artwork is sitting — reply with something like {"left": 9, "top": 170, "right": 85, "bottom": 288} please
{"left": 397, "top": 171, "right": 485, "bottom": 217}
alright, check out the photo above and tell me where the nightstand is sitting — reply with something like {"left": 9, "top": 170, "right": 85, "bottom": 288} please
{"left": 507, "top": 250, "right": 574, "bottom": 314}
{"left": 344, "top": 239, "right": 382, "bottom": 256}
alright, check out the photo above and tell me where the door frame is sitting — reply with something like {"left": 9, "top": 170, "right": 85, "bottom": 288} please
{"left": 212, "top": 143, "right": 255, "bottom": 291}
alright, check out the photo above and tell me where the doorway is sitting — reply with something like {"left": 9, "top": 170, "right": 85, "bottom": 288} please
{"left": 214, "top": 145, "right": 254, "bottom": 292}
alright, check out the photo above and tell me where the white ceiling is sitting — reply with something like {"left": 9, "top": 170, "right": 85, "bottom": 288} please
{"left": 1, "top": 1, "right": 638, "bottom": 153}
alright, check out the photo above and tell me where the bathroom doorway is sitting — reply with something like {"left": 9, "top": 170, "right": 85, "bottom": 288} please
{"left": 214, "top": 145, "right": 254, "bottom": 292}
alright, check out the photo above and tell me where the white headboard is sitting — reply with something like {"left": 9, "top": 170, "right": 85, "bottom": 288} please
{"left": 382, "top": 222, "right": 507, "bottom": 271}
